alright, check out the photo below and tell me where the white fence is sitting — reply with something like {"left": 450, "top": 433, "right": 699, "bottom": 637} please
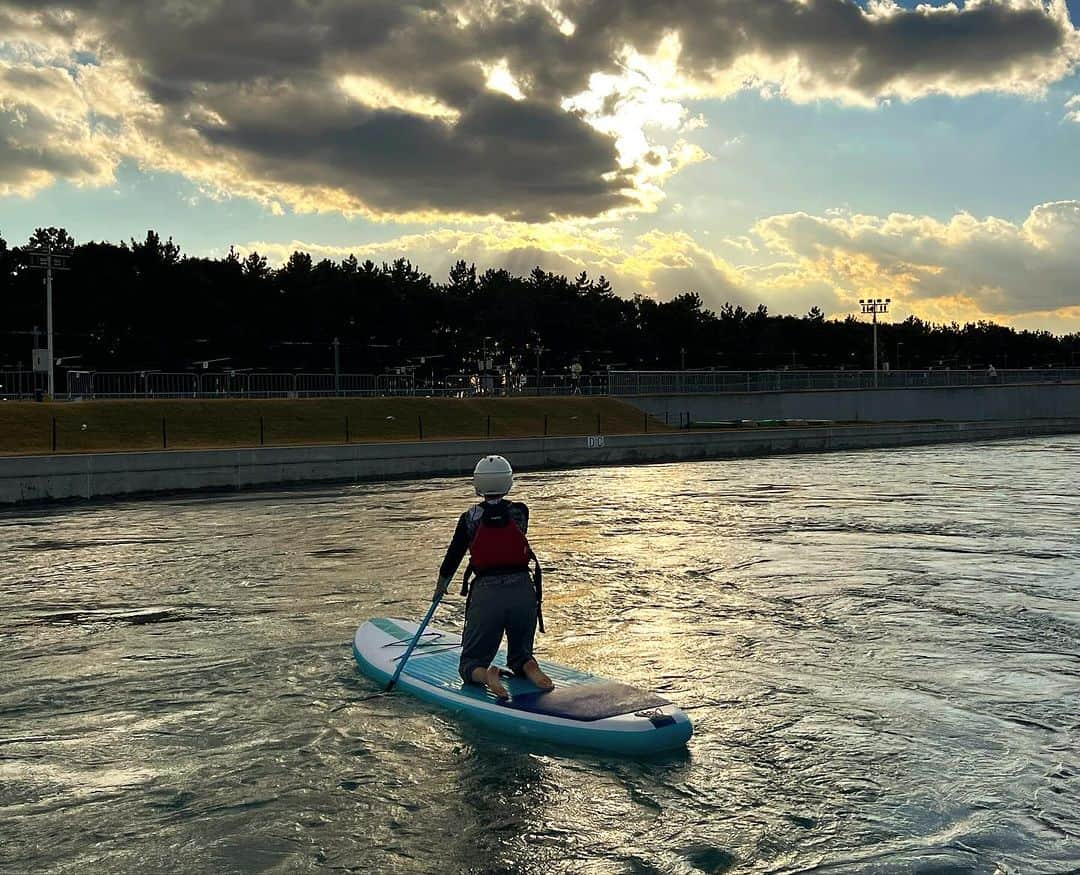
{"left": 607, "top": 368, "right": 1080, "bottom": 395}
{"left": 59, "top": 371, "right": 610, "bottom": 399}
{"left": 2, "top": 367, "right": 1077, "bottom": 401}
{"left": 0, "top": 370, "right": 48, "bottom": 399}
{"left": 63, "top": 371, "right": 407, "bottom": 399}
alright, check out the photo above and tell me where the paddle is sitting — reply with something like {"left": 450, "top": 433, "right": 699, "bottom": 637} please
{"left": 385, "top": 592, "right": 443, "bottom": 692}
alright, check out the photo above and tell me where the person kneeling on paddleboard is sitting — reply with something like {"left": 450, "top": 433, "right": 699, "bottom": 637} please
{"left": 434, "top": 455, "right": 554, "bottom": 700}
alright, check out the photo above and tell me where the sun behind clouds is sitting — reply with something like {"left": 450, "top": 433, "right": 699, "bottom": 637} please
{"left": 1, "top": 0, "right": 1078, "bottom": 331}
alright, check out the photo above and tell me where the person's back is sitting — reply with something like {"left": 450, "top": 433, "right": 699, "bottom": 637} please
{"left": 459, "top": 498, "right": 531, "bottom": 574}
{"left": 434, "top": 455, "right": 553, "bottom": 699}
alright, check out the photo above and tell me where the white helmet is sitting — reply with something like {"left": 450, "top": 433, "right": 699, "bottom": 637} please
{"left": 473, "top": 455, "right": 513, "bottom": 497}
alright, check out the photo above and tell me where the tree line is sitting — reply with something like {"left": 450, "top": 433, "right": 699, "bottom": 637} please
{"left": 2, "top": 227, "right": 1077, "bottom": 377}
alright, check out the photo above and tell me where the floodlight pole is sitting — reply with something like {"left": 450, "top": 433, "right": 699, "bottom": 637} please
{"left": 535, "top": 341, "right": 543, "bottom": 396}
{"left": 27, "top": 244, "right": 71, "bottom": 398}
{"left": 529, "top": 333, "right": 545, "bottom": 396}
{"left": 860, "top": 297, "right": 891, "bottom": 388}
{"left": 45, "top": 246, "right": 54, "bottom": 397}
{"left": 333, "top": 337, "right": 341, "bottom": 396}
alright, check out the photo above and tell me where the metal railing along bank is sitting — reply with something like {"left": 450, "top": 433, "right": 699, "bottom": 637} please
{"left": 0, "top": 368, "right": 1077, "bottom": 401}
{"left": 51, "top": 371, "right": 608, "bottom": 399}
{"left": 0, "top": 370, "right": 48, "bottom": 399}
{"left": 607, "top": 368, "right": 1080, "bottom": 395}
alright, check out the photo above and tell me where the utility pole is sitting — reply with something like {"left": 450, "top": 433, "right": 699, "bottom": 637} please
{"left": 477, "top": 336, "right": 496, "bottom": 396}
{"left": 47, "top": 250, "right": 53, "bottom": 396}
{"left": 529, "top": 333, "right": 546, "bottom": 396}
{"left": 860, "top": 297, "right": 891, "bottom": 388}
{"left": 333, "top": 337, "right": 341, "bottom": 396}
{"left": 26, "top": 245, "right": 71, "bottom": 397}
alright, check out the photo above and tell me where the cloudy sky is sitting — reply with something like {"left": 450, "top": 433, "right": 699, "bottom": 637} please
{"left": 2, "top": 0, "right": 1079, "bottom": 332}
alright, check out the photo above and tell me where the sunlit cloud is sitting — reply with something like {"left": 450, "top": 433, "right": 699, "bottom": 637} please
{"left": 483, "top": 58, "right": 527, "bottom": 100}
{"left": 338, "top": 74, "right": 461, "bottom": 121}
{"left": 1066, "top": 93, "right": 1080, "bottom": 122}
{"left": 753, "top": 201, "right": 1080, "bottom": 328}
{"left": 1, "top": 0, "right": 1079, "bottom": 337}
{"left": 1, "top": 0, "right": 1077, "bottom": 222}
{"left": 236, "top": 222, "right": 751, "bottom": 311}
{"left": 232, "top": 198, "right": 1080, "bottom": 335}
{"left": 562, "top": 32, "right": 713, "bottom": 214}
{"left": 0, "top": 59, "right": 121, "bottom": 196}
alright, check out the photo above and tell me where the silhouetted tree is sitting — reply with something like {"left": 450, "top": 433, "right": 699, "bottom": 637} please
{"left": 448, "top": 260, "right": 478, "bottom": 295}
{"left": 242, "top": 251, "right": 270, "bottom": 279}
{"left": 28, "top": 227, "right": 75, "bottom": 251}
{"left": 1, "top": 228, "right": 1076, "bottom": 375}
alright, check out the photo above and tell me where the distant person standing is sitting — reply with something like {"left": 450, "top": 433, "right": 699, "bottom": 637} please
{"left": 434, "top": 455, "right": 553, "bottom": 699}
{"left": 987, "top": 363, "right": 998, "bottom": 382}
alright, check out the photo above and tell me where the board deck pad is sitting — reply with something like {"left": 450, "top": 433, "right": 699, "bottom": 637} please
{"left": 369, "top": 617, "right": 601, "bottom": 709}
{"left": 505, "top": 681, "right": 668, "bottom": 721}
{"left": 355, "top": 617, "right": 693, "bottom": 753}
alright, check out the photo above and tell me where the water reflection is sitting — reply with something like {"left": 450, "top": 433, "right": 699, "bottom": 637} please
{"left": 1, "top": 437, "right": 1079, "bottom": 872}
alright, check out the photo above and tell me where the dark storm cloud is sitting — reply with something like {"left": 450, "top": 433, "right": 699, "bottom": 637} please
{"left": 1, "top": 0, "right": 1076, "bottom": 217}
{"left": 27, "top": 0, "right": 484, "bottom": 107}
{"left": 556, "top": 0, "right": 1075, "bottom": 96}
{"left": 42, "top": 0, "right": 633, "bottom": 217}
{"left": 200, "top": 93, "right": 631, "bottom": 221}
{"left": 7, "top": 2, "right": 1078, "bottom": 102}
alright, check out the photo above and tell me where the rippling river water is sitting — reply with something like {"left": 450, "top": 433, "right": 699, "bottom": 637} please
{"left": 2, "top": 437, "right": 1079, "bottom": 874}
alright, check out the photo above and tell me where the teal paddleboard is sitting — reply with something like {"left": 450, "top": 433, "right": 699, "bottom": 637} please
{"left": 354, "top": 618, "right": 693, "bottom": 754}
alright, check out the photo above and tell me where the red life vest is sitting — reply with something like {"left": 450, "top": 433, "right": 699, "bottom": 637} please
{"left": 468, "top": 501, "right": 531, "bottom": 573}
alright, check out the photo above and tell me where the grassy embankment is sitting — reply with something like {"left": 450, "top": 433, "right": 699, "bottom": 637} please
{"left": 0, "top": 396, "right": 671, "bottom": 456}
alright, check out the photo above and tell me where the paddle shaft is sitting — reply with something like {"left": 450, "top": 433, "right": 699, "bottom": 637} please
{"left": 385, "top": 593, "right": 443, "bottom": 691}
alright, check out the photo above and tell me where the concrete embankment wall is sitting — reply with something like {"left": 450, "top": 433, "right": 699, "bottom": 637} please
{"left": 629, "top": 381, "right": 1080, "bottom": 425}
{"left": 2, "top": 418, "right": 1078, "bottom": 506}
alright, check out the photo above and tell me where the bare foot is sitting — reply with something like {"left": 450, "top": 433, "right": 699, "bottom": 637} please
{"left": 522, "top": 659, "right": 554, "bottom": 691}
{"left": 483, "top": 666, "right": 509, "bottom": 699}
